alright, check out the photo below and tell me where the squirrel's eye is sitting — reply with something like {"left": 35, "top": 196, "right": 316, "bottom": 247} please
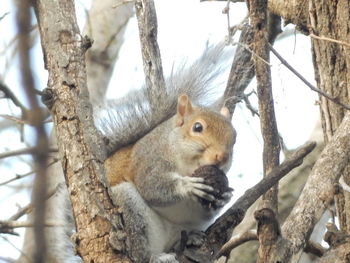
{"left": 192, "top": 122, "right": 203, "bottom": 133}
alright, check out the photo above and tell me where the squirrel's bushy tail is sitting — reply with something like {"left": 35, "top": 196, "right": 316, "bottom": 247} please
{"left": 95, "top": 44, "right": 229, "bottom": 155}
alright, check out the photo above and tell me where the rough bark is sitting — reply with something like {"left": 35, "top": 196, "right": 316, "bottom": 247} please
{"left": 224, "top": 123, "right": 324, "bottom": 263}
{"left": 135, "top": 0, "right": 166, "bottom": 111}
{"left": 268, "top": 0, "right": 308, "bottom": 33}
{"left": 178, "top": 141, "right": 316, "bottom": 262}
{"left": 19, "top": 1, "right": 133, "bottom": 262}
{"left": 248, "top": 1, "right": 281, "bottom": 261}
{"left": 204, "top": 0, "right": 309, "bottom": 33}
{"left": 33, "top": 0, "right": 129, "bottom": 262}
{"left": 249, "top": 0, "right": 280, "bottom": 213}
{"left": 309, "top": 0, "right": 350, "bottom": 239}
{"left": 279, "top": 111, "right": 350, "bottom": 262}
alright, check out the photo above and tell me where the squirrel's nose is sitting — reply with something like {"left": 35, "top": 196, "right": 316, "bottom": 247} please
{"left": 215, "top": 152, "right": 228, "bottom": 166}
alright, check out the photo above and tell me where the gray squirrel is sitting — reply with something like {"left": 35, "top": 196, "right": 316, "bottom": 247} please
{"left": 18, "top": 45, "right": 236, "bottom": 263}
{"left": 99, "top": 45, "right": 236, "bottom": 262}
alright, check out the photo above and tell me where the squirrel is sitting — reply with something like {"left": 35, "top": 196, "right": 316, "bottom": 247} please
{"left": 95, "top": 45, "right": 237, "bottom": 262}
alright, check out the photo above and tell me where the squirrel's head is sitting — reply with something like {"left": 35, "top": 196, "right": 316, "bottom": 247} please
{"left": 172, "top": 94, "right": 236, "bottom": 176}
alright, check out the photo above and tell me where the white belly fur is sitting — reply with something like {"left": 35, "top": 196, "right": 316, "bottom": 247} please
{"left": 153, "top": 199, "right": 218, "bottom": 231}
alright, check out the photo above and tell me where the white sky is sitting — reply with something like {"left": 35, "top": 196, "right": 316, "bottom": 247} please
{"left": 0, "top": 0, "right": 318, "bottom": 260}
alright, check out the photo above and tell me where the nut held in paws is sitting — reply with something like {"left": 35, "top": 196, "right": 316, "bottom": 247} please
{"left": 192, "top": 165, "right": 233, "bottom": 209}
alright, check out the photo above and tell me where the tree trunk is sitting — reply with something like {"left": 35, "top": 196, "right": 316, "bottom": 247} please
{"left": 309, "top": 0, "right": 350, "bottom": 238}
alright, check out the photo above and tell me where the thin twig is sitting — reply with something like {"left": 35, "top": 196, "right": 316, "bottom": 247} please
{"left": 242, "top": 91, "right": 259, "bottom": 116}
{"left": 10, "top": 182, "right": 63, "bottom": 221}
{"left": 310, "top": 33, "right": 350, "bottom": 48}
{"left": 268, "top": 43, "right": 350, "bottom": 111}
{"left": 0, "top": 158, "right": 59, "bottom": 186}
{"left": 0, "top": 235, "right": 30, "bottom": 262}
{"left": 0, "top": 220, "right": 64, "bottom": 230}
{"left": 0, "top": 81, "right": 28, "bottom": 114}
{"left": 222, "top": 0, "right": 231, "bottom": 42}
{"left": 0, "top": 147, "right": 57, "bottom": 160}
{"left": 0, "top": 12, "right": 10, "bottom": 21}
{"left": 0, "top": 115, "right": 26, "bottom": 124}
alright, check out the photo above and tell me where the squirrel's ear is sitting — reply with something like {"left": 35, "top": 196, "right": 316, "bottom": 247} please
{"left": 220, "top": 106, "right": 230, "bottom": 119}
{"left": 176, "top": 94, "right": 193, "bottom": 126}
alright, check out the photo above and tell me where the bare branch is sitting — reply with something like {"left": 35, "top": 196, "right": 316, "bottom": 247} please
{"left": 16, "top": 1, "right": 50, "bottom": 261}
{"left": 247, "top": 2, "right": 281, "bottom": 260}
{"left": 178, "top": 141, "right": 316, "bottom": 262}
{"left": 0, "top": 158, "right": 59, "bottom": 187}
{"left": 269, "top": 43, "right": 350, "bottom": 111}
{"left": 135, "top": 0, "right": 166, "bottom": 110}
{"left": 249, "top": 0, "right": 281, "bottom": 211}
{"left": 279, "top": 112, "right": 350, "bottom": 261}
{"left": 254, "top": 208, "right": 281, "bottom": 263}
{"left": 223, "top": 24, "right": 255, "bottom": 114}
{"left": 1, "top": 235, "right": 30, "bottom": 262}
{"left": 33, "top": 0, "right": 128, "bottom": 260}
{"left": 310, "top": 33, "right": 350, "bottom": 48}
{"left": 0, "top": 220, "right": 64, "bottom": 231}
{"left": 9, "top": 183, "right": 61, "bottom": 221}
{"left": 0, "top": 81, "right": 28, "bottom": 114}
{"left": 217, "top": 230, "right": 258, "bottom": 258}
{"left": 223, "top": 14, "right": 281, "bottom": 116}
{"left": 0, "top": 147, "right": 57, "bottom": 160}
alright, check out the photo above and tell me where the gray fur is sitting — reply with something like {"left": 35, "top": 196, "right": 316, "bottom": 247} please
{"left": 95, "top": 44, "right": 228, "bottom": 155}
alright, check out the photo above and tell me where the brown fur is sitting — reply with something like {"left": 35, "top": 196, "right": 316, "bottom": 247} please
{"left": 105, "top": 145, "right": 135, "bottom": 186}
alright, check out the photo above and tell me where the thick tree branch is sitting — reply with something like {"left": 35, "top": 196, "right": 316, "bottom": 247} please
{"left": 16, "top": 2, "right": 49, "bottom": 262}
{"left": 33, "top": 0, "right": 128, "bottom": 261}
{"left": 178, "top": 141, "right": 316, "bottom": 262}
{"left": 249, "top": 0, "right": 280, "bottom": 211}
{"left": 223, "top": 14, "right": 281, "bottom": 116}
{"left": 248, "top": 1, "right": 281, "bottom": 260}
{"left": 268, "top": 0, "right": 308, "bottom": 33}
{"left": 135, "top": 0, "right": 166, "bottom": 110}
{"left": 223, "top": 24, "right": 255, "bottom": 114}
{"left": 278, "top": 112, "right": 350, "bottom": 262}
{"left": 203, "top": 0, "right": 308, "bottom": 33}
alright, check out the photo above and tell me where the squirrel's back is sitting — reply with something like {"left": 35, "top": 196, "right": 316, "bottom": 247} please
{"left": 95, "top": 44, "right": 229, "bottom": 156}
{"left": 106, "top": 94, "right": 236, "bottom": 187}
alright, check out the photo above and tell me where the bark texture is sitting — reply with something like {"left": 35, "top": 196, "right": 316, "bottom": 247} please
{"left": 224, "top": 123, "right": 324, "bottom": 263}
{"left": 19, "top": 1, "right": 133, "bottom": 262}
{"left": 268, "top": 0, "right": 308, "bottom": 33}
{"left": 310, "top": 0, "right": 350, "bottom": 238}
{"left": 34, "top": 0, "right": 129, "bottom": 261}
{"left": 248, "top": 1, "right": 281, "bottom": 261}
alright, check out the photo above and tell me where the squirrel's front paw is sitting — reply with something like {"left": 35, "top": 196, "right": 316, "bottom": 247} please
{"left": 180, "top": 176, "right": 216, "bottom": 201}
{"left": 191, "top": 165, "right": 233, "bottom": 209}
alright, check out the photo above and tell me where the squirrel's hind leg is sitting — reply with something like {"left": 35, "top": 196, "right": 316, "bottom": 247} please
{"left": 110, "top": 182, "right": 180, "bottom": 263}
